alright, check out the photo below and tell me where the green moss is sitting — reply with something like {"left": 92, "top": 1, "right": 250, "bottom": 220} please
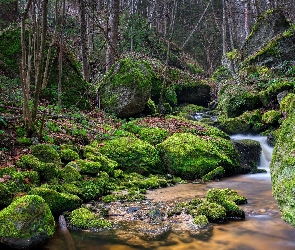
{"left": 100, "top": 57, "right": 155, "bottom": 115}
{"left": 69, "top": 208, "right": 112, "bottom": 229}
{"left": 157, "top": 133, "right": 240, "bottom": 179}
{"left": 22, "top": 170, "right": 40, "bottom": 186}
{"left": 94, "top": 136, "right": 162, "bottom": 175}
{"left": 83, "top": 145, "right": 118, "bottom": 175}
{"left": 59, "top": 149, "right": 80, "bottom": 163}
{"left": 15, "top": 154, "right": 43, "bottom": 171}
{"left": 60, "top": 165, "right": 82, "bottom": 183}
{"left": 78, "top": 173, "right": 110, "bottom": 201}
{"left": 67, "top": 159, "right": 102, "bottom": 175}
{"left": 197, "top": 202, "right": 227, "bottom": 223}
{"left": 202, "top": 166, "right": 225, "bottom": 182}
{"left": 135, "top": 127, "right": 169, "bottom": 145}
{"left": 270, "top": 110, "right": 295, "bottom": 226}
{"left": 262, "top": 110, "right": 282, "bottom": 125}
{"left": 205, "top": 188, "right": 246, "bottom": 218}
{"left": 193, "top": 215, "right": 210, "bottom": 229}
{"left": 40, "top": 163, "right": 59, "bottom": 182}
{"left": 146, "top": 98, "right": 157, "bottom": 116}
{"left": 28, "top": 187, "right": 82, "bottom": 215}
{"left": 280, "top": 93, "right": 295, "bottom": 113}
{"left": 0, "top": 195, "right": 55, "bottom": 238}
{"left": 31, "top": 144, "right": 61, "bottom": 165}
{"left": 218, "top": 110, "right": 263, "bottom": 134}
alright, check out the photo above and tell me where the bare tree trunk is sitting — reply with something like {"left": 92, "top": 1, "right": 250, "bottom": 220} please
{"left": 106, "top": 0, "right": 120, "bottom": 72}
{"left": 222, "top": 0, "right": 227, "bottom": 55}
{"left": 244, "top": 0, "right": 250, "bottom": 38}
{"left": 79, "top": 0, "right": 90, "bottom": 81}
{"left": 58, "top": 0, "right": 66, "bottom": 107}
{"left": 226, "top": 0, "right": 235, "bottom": 50}
{"left": 181, "top": 0, "right": 211, "bottom": 50}
{"left": 159, "top": 0, "right": 178, "bottom": 113}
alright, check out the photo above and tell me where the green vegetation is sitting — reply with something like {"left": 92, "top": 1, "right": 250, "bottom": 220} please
{"left": 0, "top": 195, "right": 55, "bottom": 238}
{"left": 157, "top": 133, "right": 240, "bottom": 179}
{"left": 69, "top": 207, "right": 112, "bottom": 229}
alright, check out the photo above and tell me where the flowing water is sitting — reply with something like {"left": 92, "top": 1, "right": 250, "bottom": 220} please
{"left": 44, "top": 135, "right": 295, "bottom": 250}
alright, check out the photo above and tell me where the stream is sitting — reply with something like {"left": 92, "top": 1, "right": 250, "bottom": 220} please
{"left": 43, "top": 135, "right": 295, "bottom": 250}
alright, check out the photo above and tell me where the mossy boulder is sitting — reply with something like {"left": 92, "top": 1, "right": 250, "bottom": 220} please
{"left": 262, "top": 110, "right": 282, "bottom": 125}
{"left": 31, "top": 144, "right": 61, "bottom": 165}
{"left": 0, "top": 195, "right": 55, "bottom": 249}
{"left": 217, "top": 110, "right": 263, "bottom": 134}
{"left": 60, "top": 165, "right": 82, "bottom": 183}
{"left": 93, "top": 137, "right": 162, "bottom": 175}
{"left": 206, "top": 188, "right": 246, "bottom": 219}
{"left": 217, "top": 83, "right": 261, "bottom": 118}
{"left": 202, "top": 166, "right": 225, "bottom": 182}
{"left": 100, "top": 57, "right": 155, "bottom": 118}
{"left": 15, "top": 154, "right": 43, "bottom": 171}
{"left": 77, "top": 173, "right": 110, "bottom": 201}
{"left": 69, "top": 207, "right": 112, "bottom": 230}
{"left": 232, "top": 139, "right": 262, "bottom": 173}
{"left": 280, "top": 93, "right": 295, "bottom": 113}
{"left": 197, "top": 202, "right": 227, "bottom": 223}
{"left": 66, "top": 159, "right": 102, "bottom": 175}
{"left": 28, "top": 187, "right": 82, "bottom": 216}
{"left": 0, "top": 167, "right": 30, "bottom": 207}
{"left": 157, "top": 133, "right": 241, "bottom": 180}
{"left": 270, "top": 110, "right": 295, "bottom": 227}
{"left": 59, "top": 148, "right": 80, "bottom": 163}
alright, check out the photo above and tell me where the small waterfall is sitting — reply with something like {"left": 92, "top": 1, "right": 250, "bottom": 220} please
{"left": 230, "top": 134, "right": 274, "bottom": 178}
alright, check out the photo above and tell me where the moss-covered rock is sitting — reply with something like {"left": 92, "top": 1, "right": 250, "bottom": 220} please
{"left": 193, "top": 215, "right": 210, "bottom": 229}
{"left": 15, "top": 154, "right": 43, "bottom": 171}
{"left": 270, "top": 109, "right": 295, "bottom": 227}
{"left": 69, "top": 207, "right": 112, "bottom": 230}
{"left": 77, "top": 173, "right": 110, "bottom": 201}
{"left": 217, "top": 110, "right": 263, "bottom": 134}
{"left": 262, "top": 110, "right": 282, "bottom": 125}
{"left": 0, "top": 167, "right": 30, "bottom": 207}
{"left": 157, "top": 133, "right": 241, "bottom": 179}
{"left": 66, "top": 159, "right": 102, "bottom": 175}
{"left": 59, "top": 148, "right": 80, "bottom": 163}
{"left": 197, "top": 201, "right": 227, "bottom": 223}
{"left": 94, "top": 137, "right": 162, "bottom": 175}
{"left": 31, "top": 144, "right": 61, "bottom": 165}
{"left": 28, "top": 187, "right": 82, "bottom": 216}
{"left": 280, "top": 93, "right": 295, "bottom": 113}
{"left": 232, "top": 139, "right": 262, "bottom": 174}
{"left": 100, "top": 57, "right": 155, "bottom": 118}
{"left": 202, "top": 166, "right": 225, "bottom": 182}
{"left": 206, "top": 188, "right": 246, "bottom": 219}
{"left": 0, "top": 195, "right": 55, "bottom": 249}
{"left": 60, "top": 165, "right": 82, "bottom": 183}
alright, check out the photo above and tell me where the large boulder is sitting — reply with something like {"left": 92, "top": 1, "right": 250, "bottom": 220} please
{"left": 231, "top": 139, "right": 261, "bottom": 173}
{"left": 157, "top": 133, "right": 241, "bottom": 179}
{"left": 92, "top": 137, "right": 162, "bottom": 175}
{"left": 100, "top": 57, "right": 155, "bottom": 118}
{"left": 0, "top": 195, "right": 55, "bottom": 249}
{"left": 28, "top": 188, "right": 82, "bottom": 216}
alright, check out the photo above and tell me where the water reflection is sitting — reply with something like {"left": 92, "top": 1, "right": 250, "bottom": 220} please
{"left": 44, "top": 135, "right": 295, "bottom": 250}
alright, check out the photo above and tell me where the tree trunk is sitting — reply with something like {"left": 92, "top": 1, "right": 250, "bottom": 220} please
{"left": 79, "top": 0, "right": 90, "bottom": 81}
{"left": 106, "top": 0, "right": 120, "bottom": 72}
